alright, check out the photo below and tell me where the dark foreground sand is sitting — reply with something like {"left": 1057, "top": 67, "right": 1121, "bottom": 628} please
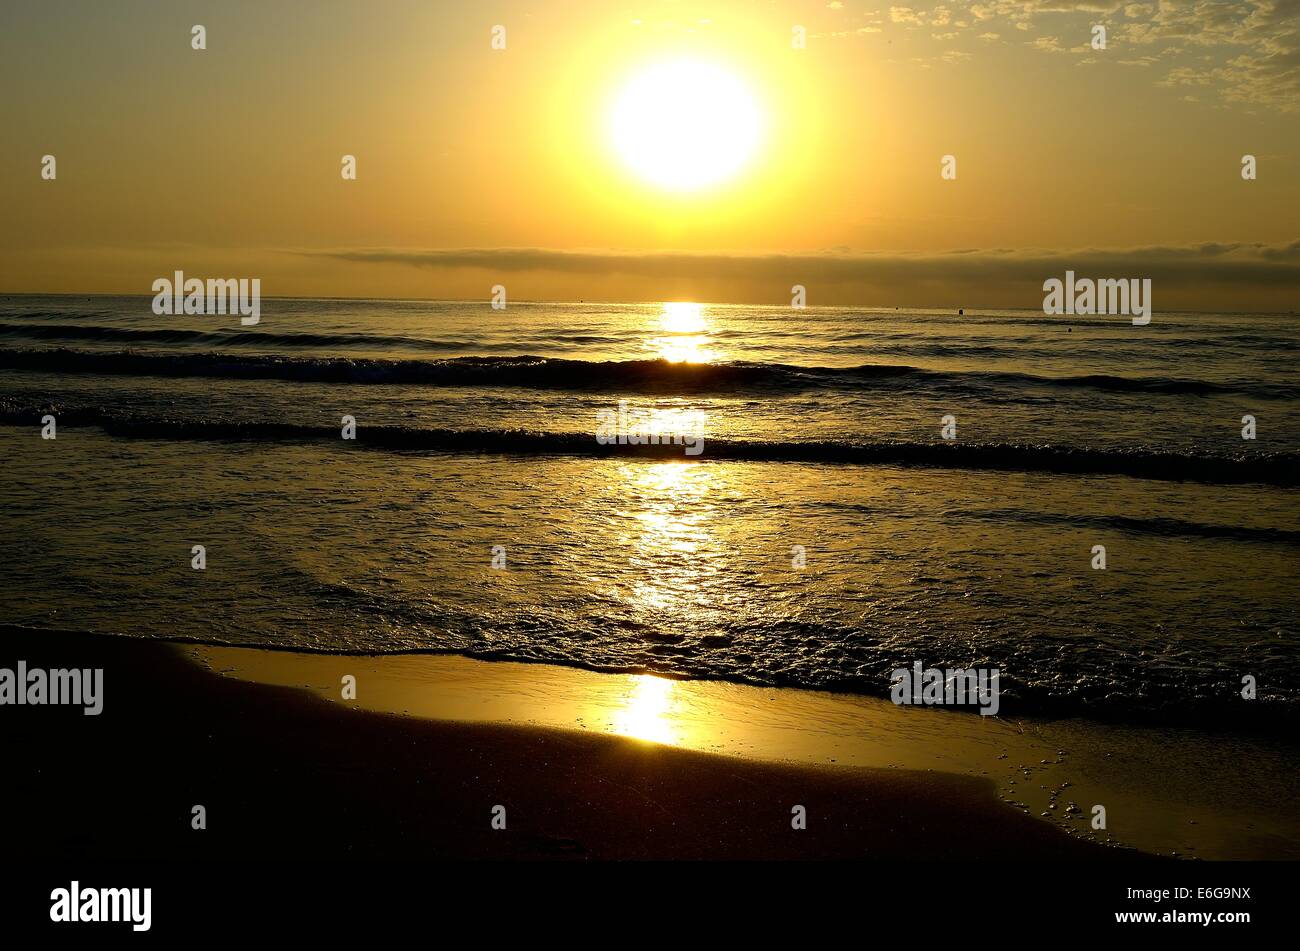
{"left": 0, "top": 626, "right": 1125, "bottom": 860}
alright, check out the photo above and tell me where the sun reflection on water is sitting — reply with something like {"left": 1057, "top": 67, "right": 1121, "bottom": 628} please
{"left": 601, "top": 463, "right": 731, "bottom": 741}
{"left": 652, "top": 302, "right": 714, "bottom": 363}
{"left": 660, "top": 302, "right": 707, "bottom": 334}
{"left": 611, "top": 674, "right": 679, "bottom": 744}
{"left": 614, "top": 461, "right": 726, "bottom": 622}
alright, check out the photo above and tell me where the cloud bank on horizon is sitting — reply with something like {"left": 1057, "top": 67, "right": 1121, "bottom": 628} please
{"left": 285, "top": 241, "right": 1300, "bottom": 310}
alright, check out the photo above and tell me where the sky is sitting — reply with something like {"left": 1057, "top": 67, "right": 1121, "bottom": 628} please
{"left": 1, "top": 0, "right": 1297, "bottom": 309}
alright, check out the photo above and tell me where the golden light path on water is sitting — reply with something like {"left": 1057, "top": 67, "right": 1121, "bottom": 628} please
{"left": 611, "top": 462, "right": 720, "bottom": 747}
{"left": 597, "top": 303, "right": 746, "bottom": 744}
{"left": 652, "top": 301, "right": 714, "bottom": 363}
{"left": 610, "top": 674, "right": 680, "bottom": 745}
{"left": 621, "top": 461, "right": 720, "bottom": 613}
{"left": 529, "top": 304, "right": 714, "bottom": 746}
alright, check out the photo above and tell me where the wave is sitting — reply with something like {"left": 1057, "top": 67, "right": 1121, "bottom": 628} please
{"left": 1021, "top": 512, "right": 1300, "bottom": 545}
{"left": 0, "top": 346, "right": 1291, "bottom": 399}
{"left": 2, "top": 403, "right": 1295, "bottom": 485}
{"left": 0, "top": 322, "right": 625, "bottom": 352}
{"left": 934, "top": 507, "right": 1300, "bottom": 547}
{"left": 3, "top": 621, "right": 1294, "bottom": 733}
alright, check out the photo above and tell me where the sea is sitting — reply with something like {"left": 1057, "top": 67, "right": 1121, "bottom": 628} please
{"left": 1, "top": 294, "right": 1296, "bottom": 729}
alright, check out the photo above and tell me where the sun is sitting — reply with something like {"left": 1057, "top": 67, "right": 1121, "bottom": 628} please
{"left": 610, "top": 59, "right": 764, "bottom": 192}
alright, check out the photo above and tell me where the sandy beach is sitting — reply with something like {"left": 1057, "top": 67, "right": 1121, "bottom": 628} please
{"left": 13, "top": 623, "right": 1297, "bottom": 862}
{"left": 2, "top": 625, "right": 1132, "bottom": 861}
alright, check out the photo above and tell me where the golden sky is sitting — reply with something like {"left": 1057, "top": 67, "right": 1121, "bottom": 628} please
{"left": 1, "top": 0, "right": 1297, "bottom": 309}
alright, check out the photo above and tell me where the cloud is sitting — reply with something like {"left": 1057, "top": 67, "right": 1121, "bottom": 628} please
{"left": 890, "top": 6, "right": 926, "bottom": 25}
{"left": 292, "top": 242, "right": 1300, "bottom": 291}
{"left": 814, "top": 25, "right": 883, "bottom": 37}
{"left": 1021, "top": 1, "right": 1124, "bottom": 10}
{"left": 1121, "top": 0, "right": 1300, "bottom": 107}
{"left": 835, "top": 1, "right": 1300, "bottom": 109}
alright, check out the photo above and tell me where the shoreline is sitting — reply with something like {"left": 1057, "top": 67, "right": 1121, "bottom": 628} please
{"left": 0, "top": 625, "right": 1125, "bottom": 861}
{"left": 5, "top": 625, "right": 1297, "bottom": 860}
{"left": 186, "top": 641, "right": 1300, "bottom": 861}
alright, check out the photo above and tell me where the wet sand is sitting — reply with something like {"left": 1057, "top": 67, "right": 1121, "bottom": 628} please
{"left": 0, "top": 626, "right": 1124, "bottom": 860}
{"left": 188, "top": 643, "right": 1300, "bottom": 860}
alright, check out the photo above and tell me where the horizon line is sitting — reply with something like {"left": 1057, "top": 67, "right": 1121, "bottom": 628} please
{"left": 0, "top": 289, "right": 1294, "bottom": 318}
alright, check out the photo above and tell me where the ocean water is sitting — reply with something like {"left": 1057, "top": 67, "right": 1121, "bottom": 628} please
{"left": 1, "top": 294, "right": 1297, "bottom": 727}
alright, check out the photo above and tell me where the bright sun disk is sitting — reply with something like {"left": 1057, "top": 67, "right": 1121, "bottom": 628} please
{"left": 610, "top": 59, "right": 764, "bottom": 191}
